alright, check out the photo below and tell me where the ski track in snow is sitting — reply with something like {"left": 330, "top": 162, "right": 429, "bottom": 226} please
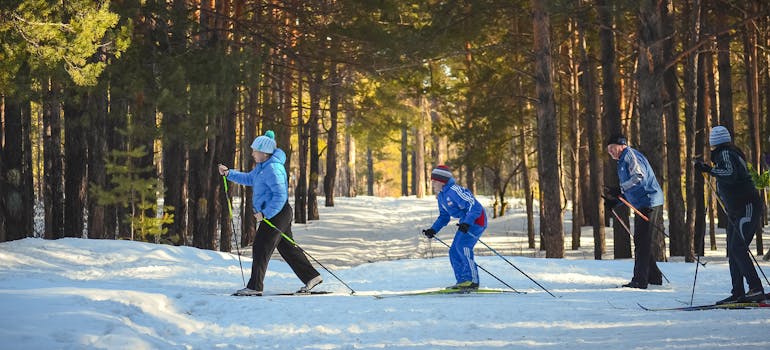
{"left": 1, "top": 196, "right": 769, "bottom": 349}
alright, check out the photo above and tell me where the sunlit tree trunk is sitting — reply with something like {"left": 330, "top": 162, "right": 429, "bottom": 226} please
{"left": 295, "top": 72, "right": 308, "bottom": 223}
{"left": 324, "top": 65, "right": 340, "bottom": 206}
{"left": 596, "top": 0, "right": 629, "bottom": 259}
{"left": 577, "top": 12, "right": 605, "bottom": 259}
{"left": 662, "top": 0, "right": 687, "bottom": 259}
{"left": 684, "top": 0, "right": 702, "bottom": 261}
{"left": 307, "top": 71, "right": 321, "bottom": 220}
{"left": 742, "top": 10, "right": 764, "bottom": 254}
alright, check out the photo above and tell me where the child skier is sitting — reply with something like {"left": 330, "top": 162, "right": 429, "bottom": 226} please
{"left": 422, "top": 165, "right": 487, "bottom": 290}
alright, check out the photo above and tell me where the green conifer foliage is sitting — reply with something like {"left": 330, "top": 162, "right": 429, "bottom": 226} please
{"left": 92, "top": 146, "right": 175, "bottom": 244}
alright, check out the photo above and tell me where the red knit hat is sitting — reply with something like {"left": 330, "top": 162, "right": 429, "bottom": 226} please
{"left": 431, "top": 165, "right": 453, "bottom": 183}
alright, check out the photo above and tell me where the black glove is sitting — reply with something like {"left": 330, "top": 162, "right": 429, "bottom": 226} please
{"left": 423, "top": 228, "right": 436, "bottom": 238}
{"left": 602, "top": 194, "right": 621, "bottom": 214}
{"left": 603, "top": 186, "right": 621, "bottom": 200}
{"left": 457, "top": 223, "right": 470, "bottom": 233}
{"left": 694, "top": 160, "right": 712, "bottom": 173}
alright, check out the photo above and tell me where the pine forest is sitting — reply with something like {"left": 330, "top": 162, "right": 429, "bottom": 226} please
{"left": 2, "top": 0, "right": 770, "bottom": 262}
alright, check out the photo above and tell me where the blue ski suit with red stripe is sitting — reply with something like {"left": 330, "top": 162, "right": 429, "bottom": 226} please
{"left": 430, "top": 178, "right": 487, "bottom": 285}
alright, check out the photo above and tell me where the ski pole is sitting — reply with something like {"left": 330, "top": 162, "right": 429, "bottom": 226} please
{"left": 617, "top": 196, "right": 670, "bottom": 238}
{"left": 222, "top": 175, "right": 246, "bottom": 286}
{"left": 262, "top": 218, "right": 356, "bottom": 294}
{"left": 703, "top": 174, "right": 770, "bottom": 287}
{"left": 476, "top": 239, "right": 557, "bottom": 298}
{"left": 431, "top": 236, "right": 523, "bottom": 294}
{"left": 689, "top": 254, "right": 702, "bottom": 306}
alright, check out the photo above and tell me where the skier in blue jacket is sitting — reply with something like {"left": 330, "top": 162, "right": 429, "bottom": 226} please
{"left": 422, "top": 165, "right": 487, "bottom": 290}
{"left": 218, "top": 130, "right": 321, "bottom": 296}
{"left": 605, "top": 134, "right": 664, "bottom": 289}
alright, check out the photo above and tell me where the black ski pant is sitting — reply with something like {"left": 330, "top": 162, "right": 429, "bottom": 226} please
{"left": 725, "top": 196, "right": 763, "bottom": 296}
{"left": 246, "top": 202, "right": 320, "bottom": 292}
{"left": 632, "top": 205, "right": 663, "bottom": 287}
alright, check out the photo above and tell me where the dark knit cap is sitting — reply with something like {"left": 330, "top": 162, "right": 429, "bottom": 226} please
{"left": 606, "top": 134, "right": 627, "bottom": 146}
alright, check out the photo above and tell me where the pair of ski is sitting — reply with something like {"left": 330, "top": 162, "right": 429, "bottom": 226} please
{"left": 232, "top": 290, "right": 333, "bottom": 297}
{"left": 232, "top": 288, "right": 519, "bottom": 298}
{"left": 373, "top": 288, "right": 521, "bottom": 299}
{"left": 639, "top": 298, "right": 770, "bottom": 311}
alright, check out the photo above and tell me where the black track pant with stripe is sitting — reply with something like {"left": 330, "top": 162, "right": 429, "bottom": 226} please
{"left": 725, "top": 195, "right": 763, "bottom": 296}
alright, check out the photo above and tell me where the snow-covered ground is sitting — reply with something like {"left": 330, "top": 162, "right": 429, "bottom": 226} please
{"left": 1, "top": 196, "right": 769, "bottom": 349}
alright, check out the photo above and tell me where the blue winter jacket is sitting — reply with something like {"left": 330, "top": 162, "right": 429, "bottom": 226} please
{"left": 616, "top": 147, "right": 664, "bottom": 209}
{"left": 226, "top": 148, "right": 288, "bottom": 219}
{"left": 430, "top": 178, "right": 487, "bottom": 232}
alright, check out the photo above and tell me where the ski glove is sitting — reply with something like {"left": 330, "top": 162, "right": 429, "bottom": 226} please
{"left": 602, "top": 194, "right": 622, "bottom": 214}
{"left": 423, "top": 228, "right": 436, "bottom": 239}
{"left": 694, "top": 160, "right": 712, "bottom": 173}
{"left": 457, "top": 223, "right": 470, "bottom": 233}
{"left": 603, "top": 186, "right": 621, "bottom": 200}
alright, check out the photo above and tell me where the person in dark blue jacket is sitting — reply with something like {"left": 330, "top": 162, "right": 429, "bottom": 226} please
{"left": 218, "top": 130, "right": 321, "bottom": 296}
{"left": 422, "top": 165, "right": 487, "bottom": 290}
{"left": 605, "top": 135, "right": 664, "bottom": 289}
{"left": 695, "top": 126, "right": 765, "bottom": 304}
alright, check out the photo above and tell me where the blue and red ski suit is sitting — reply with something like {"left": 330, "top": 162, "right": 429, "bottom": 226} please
{"left": 430, "top": 178, "right": 487, "bottom": 285}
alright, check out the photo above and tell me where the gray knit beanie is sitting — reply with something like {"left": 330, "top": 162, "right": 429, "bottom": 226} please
{"left": 708, "top": 126, "right": 731, "bottom": 146}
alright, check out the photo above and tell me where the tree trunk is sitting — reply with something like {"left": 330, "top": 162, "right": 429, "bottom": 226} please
{"left": 464, "top": 41, "right": 476, "bottom": 194}
{"left": 63, "top": 91, "right": 87, "bottom": 238}
{"left": 515, "top": 76, "right": 535, "bottom": 248}
{"left": 324, "top": 65, "right": 340, "bottom": 206}
{"left": 240, "top": 79, "right": 258, "bottom": 246}
{"left": 577, "top": 14, "right": 605, "bottom": 259}
{"left": 569, "top": 21, "right": 582, "bottom": 250}
{"left": 695, "top": 41, "right": 709, "bottom": 257}
{"left": 532, "top": 0, "right": 563, "bottom": 258}
{"left": 401, "top": 126, "right": 409, "bottom": 196}
{"left": 597, "top": 0, "right": 629, "bottom": 259}
{"left": 218, "top": 84, "right": 236, "bottom": 252}
{"left": 88, "top": 86, "right": 109, "bottom": 239}
{"left": 0, "top": 117, "right": 3, "bottom": 242}
{"left": 519, "top": 121, "right": 535, "bottom": 249}
{"left": 367, "top": 147, "right": 374, "bottom": 196}
{"left": 343, "top": 97, "right": 357, "bottom": 197}
{"left": 2, "top": 66, "right": 34, "bottom": 241}
{"left": 684, "top": 0, "right": 701, "bottom": 261}
{"left": 42, "top": 77, "right": 65, "bottom": 240}
{"left": 295, "top": 72, "right": 308, "bottom": 224}
{"left": 662, "top": 0, "right": 687, "bottom": 259}
{"left": 715, "top": 13, "right": 734, "bottom": 131}
{"left": 415, "top": 97, "right": 428, "bottom": 198}
{"left": 742, "top": 13, "right": 764, "bottom": 254}
{"left": 308, "top": 72, "right": 321, "bottom": 220}
{"left": 637, "top": 0, "right": 668, "bottom": 262}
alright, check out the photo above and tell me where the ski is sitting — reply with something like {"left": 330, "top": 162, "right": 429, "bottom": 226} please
{"left": 232, "top": 290, "right": 334, "bottom": 297}
{"left": 638, "top": 301, "right": 770, "bottom": 311}
{"left": 271, "top": 291, "right": 334, "bottom": 296}
{"left": 374, "top": 288, "right": 520, "bottom": 299}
